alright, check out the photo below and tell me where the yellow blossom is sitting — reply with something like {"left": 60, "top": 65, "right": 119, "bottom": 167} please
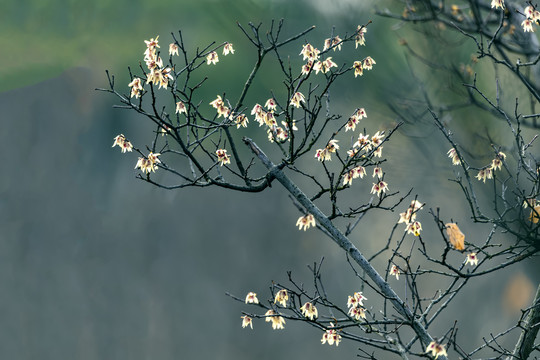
{"left": 128, "top": 77, "right": 143, "bottom": 98}
{"left": 405, "top": 221, "right": 422, "bottom": 236}
{"left": 112, "top": 134, "right": 133, "bottom": 153}
{"left": 206, "top": 51, "right": 219, "bottom": 65}
{"left": 491, "top": 0, "right": 504, "bottom": 9}
{"left": 372, "top": 166, "right": 383, "bottom": 179}
{"left": 390, "top": 264, "right": 400, "bottom": 280}
{"left": 176, "top": 101, "right": 187, "bottom": 115}
{"left": 363, "top": 56, "right": 376, "bottom": 70}
{"left": 321, "top": 57, "right": 338, "bottom": 73}
{"left": 491, "top": 152, "right": 506, "bottom": 171}
{"left": 447, "top": 148, "right": 460, "bottom": 165}
{"left": 234, "top": 114, "right": 249, "bottom": 128}
{"left": 216, "top": 149, "right": 230, "bottom": 166}
{"left": 223, "top": 42, "right": 234, "bottom": 55}
{"left": 476, "top": 167, "right": 493, "bottom": 182}
{"left": 355, "top": 26, "right": 367, "bottom": 48}
{"left": 323, "top": 36, "right": 342, "bottom": 51}
{"left": 321, "top": 324, "right": 341, "bottom": 346}
{"left": 466, "top": 253, "right": 478, "bottom": 266}
{"left": 353, "top": 61, "right": 364, "bottom": 77}
{"left": 300, "top": 43, "right": 320, "bottom": 61}
{"left": 265, "top": 98, "right": 277, "bottom": 111}
{"left": 300, "top": 302, "right": 318, "bottom": 320}
{"left": 371, "top": 181, "right": 389, "bottom": 197}
{"left": 373, "top": 146, "right": 383, "bottom": 157}
{"left": 296, "top": 214, "right": 315, "bottom": 231}
{"left": 245, "top": 292, "right": 259, "bottom": 304}
{"left": 426, "top": 341, "right": 448, "bottom": 359}
{"left": 241, "top": 315, "right": 253, "bottom": 329}
{"left": 210, "top": 95, "right": 224, "bottom": 109}
{"left": 270, "top": 315, "right": 285, "bottom": 330}
{"left": 347, "top": 292, "right": 367, "bottom": 308}
{"left": 169, "top": 43, "right": 179, "bottom": 56}
{"left": 274, "top": 289, "right": 289, "bottom": 307}
{"left": 353, "top": 133, "right": 371, "bottom": 150}
{"left": 135, "top": 152, "right": 161, "bottom": 174}
{"left": 354, "top": 166, "right": 366, "bottom": 178}
{"left": 290, "top": 92, "right": 305, "bottom": 108}
{"left": 522, "top": 19, "right": 534, "bottom": 32}
{"left": 348, "top": 306, "right": 366, "bottom": 320}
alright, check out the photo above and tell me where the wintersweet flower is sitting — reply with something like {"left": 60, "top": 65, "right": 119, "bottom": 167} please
{"left": 405, "top": 221, "right": 422, "bottom": 236}
{"left": 355, "top": 26, "right": 367, "bottom": 48}
{"left": 206, "top": 51, "right": 219, "bottom": 65}
{"left": 245, "top": 292, "right": 259, "bottom": 304}
{"left": 373, "top": 146, "right": 383, "bottom": 158}
{"left": 445, "top": 223, "right": 465, "bottom": 250}
{"left": 522, "top": 19, "right": 534, "bottom": 32}
{"left": 128, "top": 77, "right": 143, "bottom": 98}
{"left": 371, "top": 181, "right": 388, "bottom": 197}
{"left": 223, "top": 42, "right": 234, "bottom": 55}
{"left": 426, "top": 341, "right": 448, "bottom": 359}
{"left": 216, "top": 149, "right": 231, "bottom": 166}
{"left": 354, "top": 133, "right": 372, "bottom": 150}
{"left": 362, "top": 56, "right": 376, "bottom": 70}
{"left": 265, "top": 98, "right": 277, "bottom": 111}
{"left": 112, "top": 134, "right": 133, "bottom": 153}
{"left": 327, "top": 139, "right": 339, "bottom": 153}
{"left": 322, "top": 57, "right": 338, "bottom": 73}
{"left": 234, "top": 114, "right": 249, "bottom": 128}
{"left": 169, "top": 43, "right": 179, "bottom": 56}
{"left": 264, "top": 111, "right": 277, "bottom": 128}
{"left": 300, "top": 43, "right": 320, "bottom": 61}
{"left": 373, "top": 166, "right": 383, "bottom": 179}
{"left": 300, "top": 302, "right": 318, "bottom": 320}
{"left": 135, "top": 152, "right": 160, "bottom": 174}
{"left": 390, "top": 265, "right": 400, "bottom": 280}
{"left": 347, "top": 292, "right": 367, "bottom": 308}
{"left": 270, "top": 315, "right": 286, "bottom": 330}
{"left": 348, "top": 306, "right": 366, "bottom": 320}
{"left": 353, "top": 61, "right": 364, "bottom": 77}
{"left": 371, "top": 131, "right": 384, "bottom": 147}
{"left": 476, "top": 167, "right": 493, "bottom": 182}
{"left": 312, "top": 61, "right": 323, "bottom": 74}
{"left": 354, "top": 108, "right": 367, "bottom": 119}
{"left": 274, "top": 289, "right": 289, "bottom": 307}
{"left": 447, "top": 148, "right": 460, "bottom": 165}
{"left": 466, "top": 253, "right": 478, "bottom": 266}
{"left": 264, "top": 309, "right": 276, "bottom": 322}
{"left": 296, "top": 214, "right": 315, "bottom": 231}
{"left": 524, "top": 6, "right": 535, "bottom": 19}
{"left": 290, "top": 92, "right": 305, "bottom": 108}
{"left": 241, "top": 315, "right": 253, "bottom": 329}
{"left": 345, "top": 117, "right": 358, "bottom": 132}
{"left": 321, "top": 326, "right": 341, "bottom": 346}
{"left": 343, "top": 170, "right": 354, "bottom": 186}
{"left": 323, "top": 36, "right": 343, "bottom": 51}
{"left": 491, "top": 0, "right": 503, "bottom": 9}
{"left": 491, "top": 152, "right": 506, "bottom": 171}
{"left": 176, "top": 101, "right": 187, "bottom": 115}
{"left": 301, "top": 61, "right": 313, "bottom": 75}
{"left": 210, "top": 95, "right": 224, "bottom": 109}
{"left": 353, "top": 166, "right": 366, "bottom": 179}
{"left": 216, "top": 104, "right": 230, "bottom": 119}
{"left": 282, "top": 120, "right": 297, "bottom": 132}
{"left": 315, "top": 148, "right": 330, "bottom": 161}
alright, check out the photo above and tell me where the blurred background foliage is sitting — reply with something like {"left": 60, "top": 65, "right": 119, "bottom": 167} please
{"left": 1, "top": 0, "right": 538, "bottom": 359}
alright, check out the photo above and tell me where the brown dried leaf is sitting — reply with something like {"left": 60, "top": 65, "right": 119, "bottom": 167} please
{"left": 445, "top": 223, "right": 465, "bottom": 250}
{"left": 528, "top": 205, "right": 540, "bottom": 223}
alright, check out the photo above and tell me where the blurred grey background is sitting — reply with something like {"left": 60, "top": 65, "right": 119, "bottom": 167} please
{"left": 1, "top": 0, "right": 538, "bottom": 359}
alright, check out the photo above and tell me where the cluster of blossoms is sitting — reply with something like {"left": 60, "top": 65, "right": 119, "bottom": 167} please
{"left": 522, "top": 5, "right": 540, "bottom": 32}
{"left": 345, "top": 108, "right": 367, "bottom": 132}
{"left": 426, "top": 341, "right": 448, "bottom": 359}
{"left": 476, "top": 152, "right": 506, "bottom": 183}
{"left": 321, "top": 323, "right": 342, "bottom": 346}
{"left": 264, "top": 310, "right": 286, "bottom": 330}
{"left": 299, "top": 26, "right": 373, "bottom": 78}
{"left": 296, "top": 214, "right": 315, "bottom": 231}
{"left": 315, "top": 139, "right": 339, "bottom": 161}
{"left": 251, "top": 95, "right": 300, "bottom": 143}
{"left": 206, "top": 42, "right": 234, "bottom": 65}
{"left": 343, "top": 166, "right": 366, "bottom": 186}
{"left": 347, "top": 292, "right": 367, "bottom": 321}
{"left": 398, "top": 200, "right": 424, "bottom": 236}
{"left": 112, "top": 134, "right": 133, "bottom": 153}
{"left": 135, "top": 152, "right": 161, "bottom": 174}
{"left": 143, "top": 36, "right": 174, "bottom": 90}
